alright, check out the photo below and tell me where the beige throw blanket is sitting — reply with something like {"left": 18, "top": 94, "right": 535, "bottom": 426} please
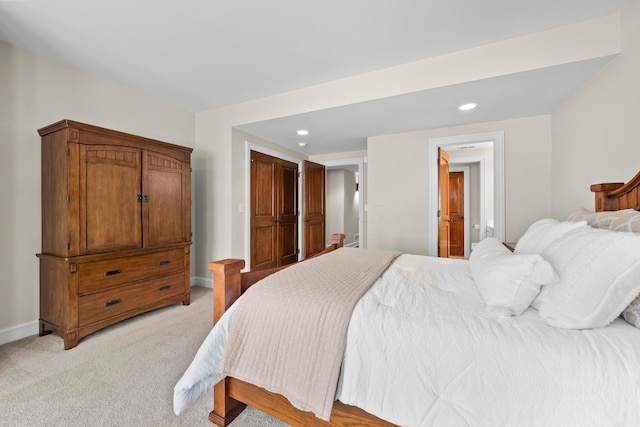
{"left": 218, "top": 247, "right": 400, "bottom": 420}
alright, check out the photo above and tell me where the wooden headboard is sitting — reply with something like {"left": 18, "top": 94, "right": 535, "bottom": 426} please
{"left": 591, "top": 171, "right": 640, "bottom": 212}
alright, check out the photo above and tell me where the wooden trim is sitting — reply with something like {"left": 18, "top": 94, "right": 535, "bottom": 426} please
{"left": 38, "top": 119, "right": 193, "bottom": 158}
{"left": 221, "top": 377, "right": 396, "bottom": 427}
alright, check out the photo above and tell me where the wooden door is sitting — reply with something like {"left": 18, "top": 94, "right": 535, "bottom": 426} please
{"left": 143, "top": 150, "right": 190, "bottom": 248}
{"left": 437, "top": 147, "right": 450, "bottom": 258}
{"left": 448, "top": 171, "right": 464, "bottom": 257}
{"left": 279, "top": 161, "right": 299, "bottom": 266}
{"left": 250, "top": 151, "right": 298, "bottom": 271}
{"left": 303, "top": 160, "right": 326, "bottom": 258}
{"left": 80, "top": 145, "right": 142, "bottom": 254}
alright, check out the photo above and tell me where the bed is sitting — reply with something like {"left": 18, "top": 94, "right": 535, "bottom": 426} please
{"left": 174, "top": 173, "right": 640, "bottom": 426}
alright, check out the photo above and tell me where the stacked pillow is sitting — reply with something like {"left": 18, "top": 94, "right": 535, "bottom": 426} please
{"left": 531, "top": 225, "right": 640, "bottom": 329}
{"left": 514, "top": 218, "right": 586, "bottom": 254}
{"left": 567, "top": 208, "right": 640, "bottom": 328}
{"left": 501, "top": 214, "right": 640, "bottom": 329}
{"left": 470, "top": 215, "right": 640, "bottom": 329}
{"left": 469, "top": 237, "right": 557, "bottom": 316}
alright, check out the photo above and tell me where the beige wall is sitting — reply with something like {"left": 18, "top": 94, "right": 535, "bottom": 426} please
{"left": 367, "top": 116, "right": 553, "bottom": 255}
{"left": 195, "top": 16, "right": 616, "bottom": 278}
{"left": 552, "top": 0, "right": 640, "bottom": 217}
{"left": 0, "top": 41, "right": 195, "bottom": 332}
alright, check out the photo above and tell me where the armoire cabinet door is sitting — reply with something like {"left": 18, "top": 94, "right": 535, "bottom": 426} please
{"left": 143, "top": 150, "right": 190, "bottom": 247}
{"left": 80, "top": 145, "right": 143, "bottom": 254}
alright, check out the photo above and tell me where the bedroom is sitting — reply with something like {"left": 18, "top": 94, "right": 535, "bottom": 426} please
{"left": 1, "top": 0, "right": 640, "bottom": 424}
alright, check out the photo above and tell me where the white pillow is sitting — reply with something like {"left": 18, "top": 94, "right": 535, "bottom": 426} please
{"left": 533, "top": 226, "right": 640, "bottom": 329}
{"left": 469, "top": 238, "right": 558, "bottom": 316}
{"left": 515, "top": 218, "right": 587, "bottom": 254}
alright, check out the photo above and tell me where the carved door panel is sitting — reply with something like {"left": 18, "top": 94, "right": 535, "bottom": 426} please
{"left": 80, "top": 145, "right": 142, "bottom": 254}
{"left": 143, "top": 151, "right": 190, "bottom": 248}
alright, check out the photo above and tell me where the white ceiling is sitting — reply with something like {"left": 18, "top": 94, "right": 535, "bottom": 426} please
{"left": 0, "top": 0, "right": 629, "bottom": 155}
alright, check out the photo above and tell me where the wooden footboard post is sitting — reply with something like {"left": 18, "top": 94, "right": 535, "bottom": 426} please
{"left": 208, "top": 259, "right": 246, "bottom": 426}
{"left": 330, "top": 233, "right": 345, "bottom": 247}
{"left": 590, "top": 182, "right": 624, "bottom": 211}
{"left": 209, "top": 259, "right": 245, "bottom": 323}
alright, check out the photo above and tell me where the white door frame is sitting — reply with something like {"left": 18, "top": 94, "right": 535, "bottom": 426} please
{"left": 428, "top": 131, "right": 504, "bottom": 257}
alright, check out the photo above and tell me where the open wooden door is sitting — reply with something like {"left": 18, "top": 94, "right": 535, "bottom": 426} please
{"left": 448, "top": 171, "right": 464, "bottom": 257}
{"left": 303, "top": 160, "right": 326, "bottom": 258}
{"left": 438, "top": 147, "right": 451, "bottom": 258}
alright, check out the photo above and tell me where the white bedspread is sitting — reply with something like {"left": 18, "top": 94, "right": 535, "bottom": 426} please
{"left": 174, "top": 254, "right": 640, "bottom": 426}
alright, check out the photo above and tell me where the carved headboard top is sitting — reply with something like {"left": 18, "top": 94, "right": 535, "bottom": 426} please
{"left": 591, "top": 171, "right": 640, "bottom": 212}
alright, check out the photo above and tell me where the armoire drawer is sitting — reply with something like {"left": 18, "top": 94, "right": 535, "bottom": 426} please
{"left": 78, "top": 272, "right": 185, "bottom": 326}
{"left": 78, "top": 249, "right": 184, "bottom": 294}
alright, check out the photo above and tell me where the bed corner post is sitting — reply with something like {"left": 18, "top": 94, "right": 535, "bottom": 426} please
{"left": 590, "top": 182, "right": 624, "bottom": 211}
{"left": 209, "top": 258, "right": 245, "bottom": 324}
{"left": 330, "top": 233, "right": 345, "bottom": 247}
{"left": 208, "top": 259, "right": 247, "bottom": 426}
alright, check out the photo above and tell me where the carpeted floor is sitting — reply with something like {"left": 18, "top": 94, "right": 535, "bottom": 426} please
{"left": 0, "top": 286, "right": 289, "bottom": 427}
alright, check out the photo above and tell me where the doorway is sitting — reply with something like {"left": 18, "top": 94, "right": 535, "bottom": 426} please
{"left": 322, "top": 158, "right": 365, "bottom": 248}
{"left": 428, "top": 131, "right": 504, "bottom": 257}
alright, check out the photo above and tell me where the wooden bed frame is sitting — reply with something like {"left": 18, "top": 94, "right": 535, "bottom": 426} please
{"left": 206, "top": 171, "right": 640, "bottom": 427}
{"left": 591, "top": 170, "right": 640, "bottom": 211}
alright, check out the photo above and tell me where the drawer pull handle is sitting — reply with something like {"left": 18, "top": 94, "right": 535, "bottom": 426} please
{"left": 158, "top": 260, "right": 171, "bottom": 266}
{"left": 104, "top": 298, "right": 121, "bottom": 307}
{"left": 159, "top": 285, "right": 171, "bottom": 291}
{"left": 104, "top": 269, "right": 121, "bottom": 276}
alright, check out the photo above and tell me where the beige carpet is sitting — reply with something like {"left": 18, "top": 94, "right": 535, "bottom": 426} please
{"left": 0, "top": 286, "right": 289, "bottom": 427}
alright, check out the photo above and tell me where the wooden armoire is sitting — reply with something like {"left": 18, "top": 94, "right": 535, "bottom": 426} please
{"left": 37, "top": 120, "right": 192, "bottom": 349}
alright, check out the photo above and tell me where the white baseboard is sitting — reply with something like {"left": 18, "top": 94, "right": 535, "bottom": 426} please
{"left": 191, "top": 276, "right": 213, "bottom": 289}
{"left": 0, "top": 320, "right": 39, "bottom": 346}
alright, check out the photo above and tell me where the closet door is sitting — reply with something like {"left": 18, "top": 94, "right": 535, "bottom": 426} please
{"left": 251, "top": 151, "right": 279, "bottom": 271}
{"left": 303, "top": 160, "right": 326, "bottom": 258}
{"left": 143, "top": 150, "right": 190, "bottom": 248}
{"left": 79, "top": 145, "right": 142, "bottom": 254}
{"left": 278, "top": 160, "right": 299, "bottom": 266}
{"left": 250, "top": 151, "right": 298, "bottom": 271}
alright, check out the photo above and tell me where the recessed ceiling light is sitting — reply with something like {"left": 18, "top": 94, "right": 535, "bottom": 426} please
{"left": 459, "top": 103, "right": 478, "bottom": 111}
{"left": 297, "top": 129, "right": 309, "bottom": 135}
{"left": 298, "top": 142, "right": 308, "bottom": 147}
